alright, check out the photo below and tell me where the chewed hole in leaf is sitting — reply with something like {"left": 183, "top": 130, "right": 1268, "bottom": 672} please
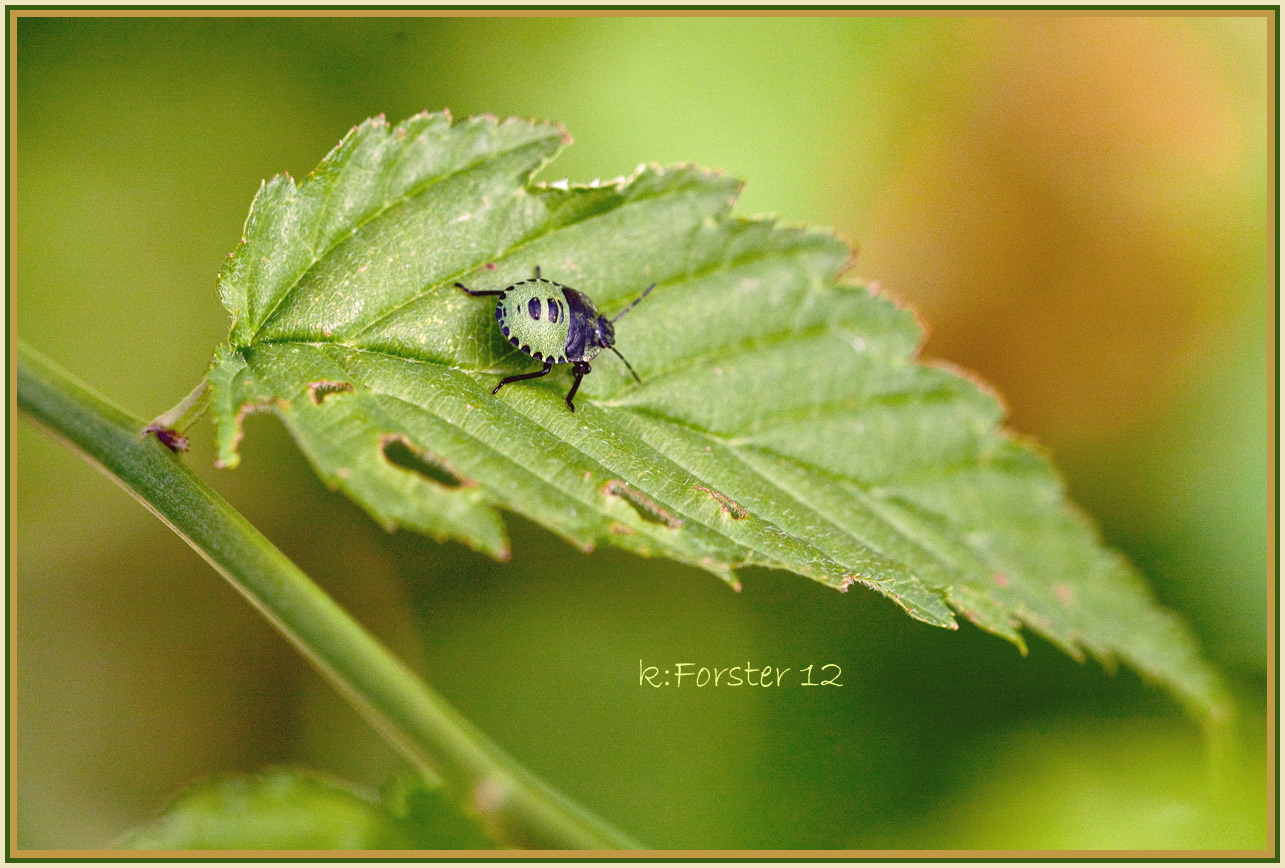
{"left": 601, "top": 480, "right": 681, "bottom": 530}
{"left": 380, "top": 435, "right": 470, "bottom": 489}
{"left": 695, "top": 485, "right": 748, "bottom": 520}
{"left": 309, "top": 380, "right": 354, "bottom": 404}
{"left": 215, "top": 399, "right": 290, "bottom": 469}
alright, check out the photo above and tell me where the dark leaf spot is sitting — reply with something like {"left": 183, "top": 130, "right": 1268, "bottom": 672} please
{"left": 308, "top": 380, "right": 354, "bottom": 405}
{"left": 695, "top": 486, "right": 747, "bottom": 519}
{"left": 602, "top": 479, "right": 681, "bottom": 529}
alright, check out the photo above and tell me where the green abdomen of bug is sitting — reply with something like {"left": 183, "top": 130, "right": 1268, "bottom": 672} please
{"left": 495, "top": 279, "right": 601, "bottom": 365}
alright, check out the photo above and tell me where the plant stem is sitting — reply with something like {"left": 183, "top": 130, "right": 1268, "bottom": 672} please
{"left": 16, "top": 339, "right": 642, "bottom": 851}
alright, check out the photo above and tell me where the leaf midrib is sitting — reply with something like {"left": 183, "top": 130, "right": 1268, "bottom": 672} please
{"left": 247, "top": 131, "right": 561, "bottom": 346}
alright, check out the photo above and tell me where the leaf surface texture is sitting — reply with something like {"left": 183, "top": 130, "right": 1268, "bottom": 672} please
{"left": 206, "top": 112, "right": 1227, "bottom": 719}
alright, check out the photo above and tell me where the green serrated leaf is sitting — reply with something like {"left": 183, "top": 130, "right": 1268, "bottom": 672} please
{"left": 119, "top": 768, "right": 418, "bottom": 850}
{"left": 203, "top": 110, "right": 1228, "bottom": 721}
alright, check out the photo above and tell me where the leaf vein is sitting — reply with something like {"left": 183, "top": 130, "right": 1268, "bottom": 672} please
{"left": 249, "top": 133, "right": 555, "bottom": 345}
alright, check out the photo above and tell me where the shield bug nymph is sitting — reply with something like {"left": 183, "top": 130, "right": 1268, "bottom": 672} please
{"left": 457, "top": 267, "right": 655, "bottom": 412}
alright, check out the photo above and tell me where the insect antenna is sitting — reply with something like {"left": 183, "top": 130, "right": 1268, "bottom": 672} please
{"left": 611, "top": 282, "right": 657, "bottom": 323}
{"left": 609, "top": 345, "right": 643, "bottom": 384}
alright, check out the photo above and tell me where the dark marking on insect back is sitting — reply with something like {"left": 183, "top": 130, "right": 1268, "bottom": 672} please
{"left": 460, "top": 268, "right": 654, "bottom": 413}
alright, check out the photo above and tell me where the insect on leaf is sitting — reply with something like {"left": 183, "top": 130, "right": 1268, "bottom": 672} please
{"left": 201, "top": 111, "right": 1229, "bottom": 722}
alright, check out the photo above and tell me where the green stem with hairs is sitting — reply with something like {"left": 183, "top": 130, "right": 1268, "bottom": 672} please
{"left": 16, "top": 339, "right": 642, "bottom": 851}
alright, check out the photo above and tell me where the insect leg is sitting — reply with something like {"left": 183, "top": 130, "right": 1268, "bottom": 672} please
{"left": 565, "top": 361, "right": 592, "bottom": 412}
{"left": 492, "top": 360, "right": 554, "bottom": 395}
{"left": 456, "top": 282, "right": 504, "bottom": 297}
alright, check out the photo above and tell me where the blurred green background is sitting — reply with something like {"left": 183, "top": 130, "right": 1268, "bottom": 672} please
{"left": 15, "top": 14, "right": 1271, "bottom": 850}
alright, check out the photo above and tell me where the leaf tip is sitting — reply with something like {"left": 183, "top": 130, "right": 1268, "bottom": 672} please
{"left": 698, "top": 557, "right": 742, "bottom": 591}
{"left": 213, "top": 452, "right": 240, "bottom": 471}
